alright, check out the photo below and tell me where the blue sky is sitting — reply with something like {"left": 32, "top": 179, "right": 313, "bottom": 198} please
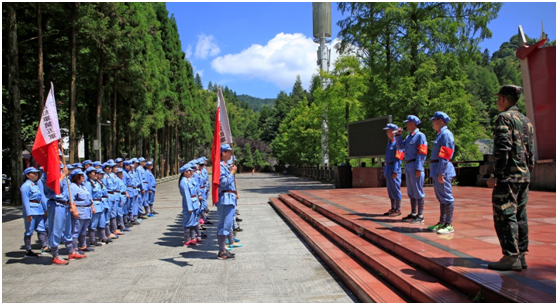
{"left": 166, "top": 2, "right": 556, "bottom": 99}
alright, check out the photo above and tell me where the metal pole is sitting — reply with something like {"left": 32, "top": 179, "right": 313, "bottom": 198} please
{"left": 320, "top": 37, "right": 330, "bottom": 167}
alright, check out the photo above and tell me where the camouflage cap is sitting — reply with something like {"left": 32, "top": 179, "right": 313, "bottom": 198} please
{"left": 494, "top": 85, "right": 522, "bottom": 99}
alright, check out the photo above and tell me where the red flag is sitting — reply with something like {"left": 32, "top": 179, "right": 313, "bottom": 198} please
{"left": 32, "top": 83, "right": 62, "bottom": 194}
{"left": 210, "top": 106, "right": 221, "bottom": 206}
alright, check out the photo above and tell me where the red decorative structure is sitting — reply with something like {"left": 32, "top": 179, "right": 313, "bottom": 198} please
{"left": 516, "top": 25, "right": 556, "bottom": 161}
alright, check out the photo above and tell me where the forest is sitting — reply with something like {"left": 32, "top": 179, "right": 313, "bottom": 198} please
{"left": 3, "top": 3, "right": 554, "bottom": 205}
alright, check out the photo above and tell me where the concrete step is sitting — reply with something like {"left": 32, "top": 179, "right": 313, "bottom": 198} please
{"left": 269, "top": 197, "right": 407, "bottom": 303}
{"left": 277, "top": 194, "right": 470, "bottom": 303}
{"left": 287, "top": 190, "right": 552, "bottom": 303}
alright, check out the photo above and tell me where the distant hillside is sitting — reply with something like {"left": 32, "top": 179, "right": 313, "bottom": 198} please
{"left": 237, "top": 94, "right": 275, "bottom": 112}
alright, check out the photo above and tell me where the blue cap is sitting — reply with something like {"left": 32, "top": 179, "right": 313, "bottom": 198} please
{"left": 383, "top": 123, "right": 398, "bottom": 131}
{"left": 66, "top": 164, "right": 75, "bottom": 170}
{"left": 75, "top": 163, "right": 83, "bottom": 169}
{"left": 85, "top": 167, "right": 97, "bottom": 174}
{"left": 146, "top": 161, "right": 153, "bottom": 166}
{"left": 123, "top": 160, "right": 133, "bottom": 166}
{"left": 138, "top": 157, "right": 146, "bottom": 162}
{"left": 220, "top": 144, "right": 233, "bottom": 154}
{"left": 23, "top": 167, "right": 40, "bottom": 176}
{"left": 93, "top": 161, "right": 102, "bottom": 167}
{"left": 69, "top": 169, "right": 84, "bottom": 180}
{"left": 96, "top": 169, "right": 105, "bottom": 174}
{"left": 102, "top": 162, "right": 110, "bottom": 168}
{"left": 82, "top": 160, "right": 92, "bottom": 166}
{"left": 198, "top": 158, "right": 207, "bottom": 164}
{"left": 430, "top": 111, "right": 451, "bottom": 124}
{"left": 403, "top": 115, "right": 421, "bottom": 125}
{"left": 107, "top": 159, "right": 114, "bottom": 163}
{"left": 179, "top": 165, "right": 191, "bottom": 174}
{"left": 132, "top": 158, "right": 139, "bottom": 163}
{"left": 116, "top": 168, "right": 123, "bottom": 173}
{"left": 115, "top": 158, "right": 123, "bottom": 163}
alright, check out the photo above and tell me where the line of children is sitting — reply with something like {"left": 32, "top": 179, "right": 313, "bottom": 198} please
{"left": 21, "top": 155, "right": 158, "bottom": 265}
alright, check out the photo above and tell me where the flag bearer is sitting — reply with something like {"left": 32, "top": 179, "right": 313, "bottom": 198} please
{"left": 216, "top": 145, "right": 237, "bottom": 260}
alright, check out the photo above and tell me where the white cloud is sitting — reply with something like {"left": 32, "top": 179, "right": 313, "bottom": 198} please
{"left": 211, "top": 33, "right": 340, "bottom": 90}
{"left": 185, "top": 44, "right": 193, "bottom": 59}
{"left": 194, "top": 34, "right": 220, "bottom": 60}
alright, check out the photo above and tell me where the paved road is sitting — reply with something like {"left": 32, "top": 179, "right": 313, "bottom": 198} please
{"left": 2, "top": 173, "right": 356, "bottom": 303}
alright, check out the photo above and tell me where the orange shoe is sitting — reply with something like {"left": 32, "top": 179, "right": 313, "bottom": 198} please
{"left": 52, "top": 257, "right": 69, "bottom": 265}
{"left": 113, "top": 230, "right": 124, "bottom": 235}
{"left": 68, "top": 252, "right": 87, "bottom": 260}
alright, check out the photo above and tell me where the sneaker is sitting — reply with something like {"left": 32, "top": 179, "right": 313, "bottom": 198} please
{"left": 520, "top": 253, "right": 528, "bottom": 269}
{"left": 217, "top": 250, "right": 235, "bottom": 260}
{"left": 231, "top": 243, "right": 242, "bottom": 248}
{"left": 488, "top": 255, "right": 522, "bottom": 271}
{"left": 236, "top": 217, "right": 243, "bottom": 222}
{"left": 41, "top": 247, "right": 51, "bottom": 254}
{"left": 122, "top": 228, "right": 132, "bottom": 232}
{"left": 402, "top": 213, "right": 416, "bottom": 221}
{"left": 89, "top": 242, "right": 103, "bottom": 247}
{"left": 25, "top": 250, "right": 40, "bottom": 258}
{"left": 428, "top": 222, "right": 445, "bottom": 232}
{"left": 80, "top": 246, "right": 95, "bottom": 252}
{"left": 200, "top": 233, "right": 208, "bottom": 238}
{"left": 68, "top": 252, "right": 87, "bottom": 260}
{"left": 76, "top": 248, "right": 85, "bottom": 255}
{"left": 233, "top": 238, "right": 240, "bottom": 242}
{"left": 410, "top": 215, "right": 424, "bottom": 224}
{"left": 114, "top": 230, "right": 125, "bottom": 235}
{"left": 52, "top": 257, "right": 69, "bottom": 265}
{"left": 389, "top": 210, "right": 401, "bottom": 217}
{"left": 147, "top": 214, "right": 154, "bottom": 217}
{"left": 233, "top": 227, "right": 243, "bottom": 232}
{"left": 139, "top": 215, "right": 148, "bottom": 219}
{"left": 205, "top": 221, "right": 213, "bottom": 225}
{"left": 108, "top": 233, "right": 118, "bottom": 239}
{"left": 183, "top": 240, "right": 194, "bottom": 246}
{"left": 196, "top": 238, "right": 203, "bottom": 243}
{"left": 200, "top": 226, "right": 207, "bottom": 231}
{"left": 226, "top": 245, "right": 233, "bottom": 251}
{"left": 152, "top": 211, "right": 159, "bottom": 215}
{"left": 383, "top": 209, "right": 394, "bottom": 216}
{"left": 437, "top": 224, "right": 454, "bottom": 234}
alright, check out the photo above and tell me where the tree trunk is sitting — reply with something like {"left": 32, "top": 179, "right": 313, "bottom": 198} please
{"left": 96, "top": 54, "right": 104, "bottom": 161}
{"left": 153, "top": 129, "right": 158, "bottom": 178}
{"left": 112, "top": 72, "right": 117, "bottom": 157}
{"left": 126, "top": 114, "right": 131, "bottom": 157}
{"left": 69, "top": 4, "right": 78, "bottom": 163}
{"left": 106, "top": 86, "right": 112, "bottom": 158}
{"left": 37, "top": 3, "right": 44, "bottom": 112}
{"left": 161, "top": 126, "right": 166, "bottom": 177}
{"left": 8, "top": 4, "right": 23, "bottom": 206}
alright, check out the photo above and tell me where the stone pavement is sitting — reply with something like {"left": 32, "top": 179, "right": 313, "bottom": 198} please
{"left": 2, "top": 173, "right": 356, "bottom": 303}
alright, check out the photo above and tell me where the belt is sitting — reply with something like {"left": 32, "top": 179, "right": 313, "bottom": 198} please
{"left": 102, "top": 196, "right": 108, "bottom": 199}
{"left": 431, "top": 160, "right": 439, "bottom": 163}
{"left": 108, "top": 191, "right": 115, "bottom": 194}
{"left": 121, "top": 192, "right": 126, "bottom": 195}
{"left": 406, "top": 159, "right": 416, "bottom": 163}
{"left": 223, "top": 191, "right": 237, "bottom": 194}
{"left": 30, "top": 200, "right": 41, "bottom": 203}
{"left": 76, "top": 204, "right": 93, "bottom": 207}
{"left": 190, "top": 195, "right": 197, "bottom": 198}
{"left": 127, "top": 185, "right": 133, "bottom": 187}
{"left": 200, "top": 186, "right": 206, "bottom": 189}
{"left": 143, "top": 182, "right": 148, "bottom": 184}
{"left": 54, "top": 200, "right": 69, "bottom": 205}
{"left": 386, "top": 162, "right": 394, "bottom": 165}
{"left": 93, "top": 199, "right": 101, "bottom": 202}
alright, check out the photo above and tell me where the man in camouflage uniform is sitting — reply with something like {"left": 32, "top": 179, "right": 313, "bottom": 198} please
{"left": 487, "top": 85, "right": 534, "bottom": 271}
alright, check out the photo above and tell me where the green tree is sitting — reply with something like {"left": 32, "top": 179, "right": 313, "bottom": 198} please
{"left": 242, "top": 143, "right": 254, "bottom": 168}
{"left": 195, "top": 73, "right": 203, "bottom": 89}
{"left": 253, "top": 149, "right": 267, "bottom": 170}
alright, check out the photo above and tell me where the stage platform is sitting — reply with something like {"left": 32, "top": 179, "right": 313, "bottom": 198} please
{"left": 269, "top": 186, "right": 556, "bottom": 303}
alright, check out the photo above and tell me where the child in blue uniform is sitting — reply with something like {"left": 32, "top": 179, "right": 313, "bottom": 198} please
{"left": 69, "top": 169, "right": 93, "bottom": 255}
{"left": 20, "top": 167, "right": 48, "bottom": 258}
{"left": 382, "top": 124, "right": 404, "bottom": 217}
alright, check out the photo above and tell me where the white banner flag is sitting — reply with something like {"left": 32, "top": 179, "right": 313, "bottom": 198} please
{"left": 218, "top": 88, "right": 233, "bottom": 144}
{"left": 39, "top": 82, "right": 62, "bottom": 144}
